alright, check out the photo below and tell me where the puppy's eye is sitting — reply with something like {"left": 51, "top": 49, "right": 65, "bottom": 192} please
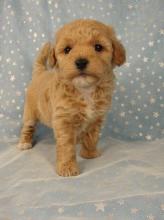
{"left": 95, "top": 44, "right": 103, "bottom": 52}
{"left": 64, "top": 46, "right": 71, "bottom": 54}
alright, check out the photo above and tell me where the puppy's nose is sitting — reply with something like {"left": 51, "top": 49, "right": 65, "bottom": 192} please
{"left": 75, "top": 58, "right": 89, "bottom": 70}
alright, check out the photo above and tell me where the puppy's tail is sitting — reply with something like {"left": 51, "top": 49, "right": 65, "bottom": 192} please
{"left": 32, "top": 42, "right": 51, "bottom": 77}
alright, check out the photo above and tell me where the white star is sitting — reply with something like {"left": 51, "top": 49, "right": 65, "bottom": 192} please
{"left": 108, "top": 3, "right": 113, "bottom": 9}
{"left": 28, "top": 17, "right": 32, "bottom": 22}
{"left": 117, "top": 200, "right": 125, "bottom": 205}
{"left": 160, "top": 29, "right": 164, "bottom": 35}
{"left": 117, "top": 35, "right": 122, "bottom": 40}
{"left": 145, "top": 135, "right": 152, "bottom": 140}
{"left": 131, "top": 100, "right": 136, "bottom": 105}
{"left": 11, "top": 10, "right": 15, "bottom": 16}
{"left": 136, "top": 68, "right": 141, "bottom": 73}
{"left": 0, "top": 114, "right": 4, "bottom": 118}
{"left": 153, "top": 112, "right": 159, "bottom": 118}
{"left": 57, "top": 17, "right": 61, "bottom": 23}
{"left": 128, "top": 4, "right": 133, "bottom": 9}
{"left": 159, "top": 62, "right": 164, "bottom": 68}
{"left": 16, "top": 91, "right": 21, "bottom": 96}
{"left": 10, "top": 75, "right": 15, "bottom": 81}
{"left": 145, "top": 115, "right": 149, "bottom": 119}
{"left": 58, "top": 207, "right": 64, "bottom": 214}
{"left": 147, "top": 214, "right": 155, "bottom": 220}
{"left": 33, "top": 32, "right": 37, "bottom": 38}
{"left": 120, "top": 86, "right": 126, "bottom": 92}
{"left": 140, "top": 83, "right": 146, "bottom": 88}
{"left": 120, "top": 112, "right": 125, "bottom": 117}
{"left": 125, "top": 62, "right": 130, "bottom": 67}
{"left": 148, "top": 41, "right": 154, "bottom": 47}
{"left": 131, "top": 208, "right": 139, "bottom": 214}
{"left": 116, "top": 81, "right": 120, "bottom": 86}
{"left": 160, "top": 203, "right": 164, "bottom": 210}
{"left": 143, "top": 57, "right": 148, "bottom": 62}
{"left": 95, "top": 202, "right": 106, "bottom": 212}
{"left": 156, "top": 122, "right": 160, "bottom": 127}
{"left": 149, "top": 97, "right": 156, "bottom": 104}
{"left": 6, "top": 58, "right": 11, "bottom": 63}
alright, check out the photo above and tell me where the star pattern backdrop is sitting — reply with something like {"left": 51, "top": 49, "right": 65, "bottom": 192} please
{"left": 0, "top": 1, "right": 164, "bottom": 220}
{"left": 0, "top": 0, "right": 164, "bottom": 141}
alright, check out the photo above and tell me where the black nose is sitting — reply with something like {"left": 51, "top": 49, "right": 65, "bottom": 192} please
{"left": 75, "top": 58, "right": 89, "bottom": 70}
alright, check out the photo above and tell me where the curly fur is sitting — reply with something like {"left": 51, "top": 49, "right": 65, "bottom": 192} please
{"left": 18, "top": 19, "right": 126, "bottom": 176}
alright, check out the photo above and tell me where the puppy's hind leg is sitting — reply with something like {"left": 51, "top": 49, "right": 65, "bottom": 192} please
{"left": 18, "top": 99, "right": 37, "bottom": 150}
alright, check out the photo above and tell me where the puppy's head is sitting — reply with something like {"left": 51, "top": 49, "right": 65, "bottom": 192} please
{"left": 50, "top": 19, "right": 126, "bottom": 88}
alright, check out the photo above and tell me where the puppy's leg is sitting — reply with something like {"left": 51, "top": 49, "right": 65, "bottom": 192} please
{"left": 80, "top": 118, "right": 103, "bottom": 159}
{"left": 53, "top": 118, "right": 79, "bottom": 177}
{"left": 18, "top": 100, "right": 36, "bottom": 150}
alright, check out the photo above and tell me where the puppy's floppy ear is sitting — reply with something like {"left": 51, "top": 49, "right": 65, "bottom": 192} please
{"left": 47, "top": 44, "right": 56, "bottom": 68}
{"left": 106, "top": 25, "right": 126, "bottom": 67}
{"left": 111, "top": 38, "right": 126, "bottom": 66}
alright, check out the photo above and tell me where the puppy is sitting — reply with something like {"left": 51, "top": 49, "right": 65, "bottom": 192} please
{"left": 18, "top": 19, "right": 126, "bottom": 176}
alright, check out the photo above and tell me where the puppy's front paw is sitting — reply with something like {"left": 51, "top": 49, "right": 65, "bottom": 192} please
{"left": 80, "top": 148, "right": 101, "bottom": 159}
{"left": 56, "top": 161, "right": 80, "bottom": 177}
{"left": 17, "top": 142, "right": 33, "bottom": 150}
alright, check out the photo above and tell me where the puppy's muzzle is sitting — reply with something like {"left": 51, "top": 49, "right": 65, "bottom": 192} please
{"left": 75, "top": 58, "right": 89, "bottom": 71}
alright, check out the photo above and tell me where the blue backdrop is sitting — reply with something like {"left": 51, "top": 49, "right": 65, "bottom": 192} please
{"left": 0, "top": 1, "right": 164, "bottom": 220}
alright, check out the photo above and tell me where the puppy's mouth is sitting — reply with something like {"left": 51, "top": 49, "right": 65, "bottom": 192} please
{"left": 72, "top": 72, "right": 99, "bottom": 88}
{"left": 77, "top": 72, "right": 91, "bottom": 77}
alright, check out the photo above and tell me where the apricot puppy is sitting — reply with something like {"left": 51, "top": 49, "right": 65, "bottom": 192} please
{"left": 18, "top": 19, "right": 126, "bottom": 176}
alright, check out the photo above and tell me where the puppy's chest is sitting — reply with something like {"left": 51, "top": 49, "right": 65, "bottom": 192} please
{"left": 81, "top": 89, "right": 95, "bottom": 120}
{"left": 78, "top": 87, "right": 103, "bottom": 121}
